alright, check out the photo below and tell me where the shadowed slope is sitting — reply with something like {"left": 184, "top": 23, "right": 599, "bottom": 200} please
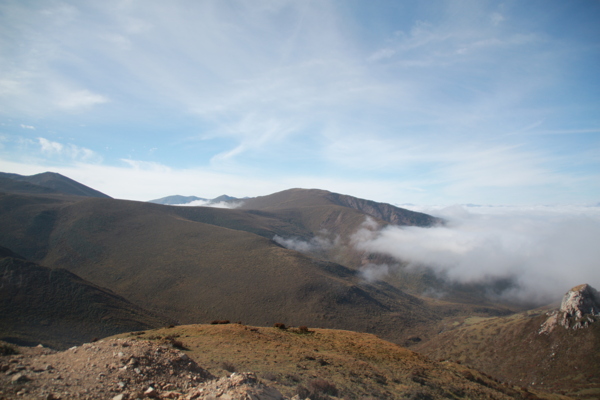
{"left": 0, "top": 254, "right": 173, "bottom": 349}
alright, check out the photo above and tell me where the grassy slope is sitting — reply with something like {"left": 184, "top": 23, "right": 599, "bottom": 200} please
{"left": 0, "top": 256, "right": 173, "bottom": 349}
{"left": 414, "top": 310, "right": 600, "bottom": 399}
{"left": 113, "top": 323, "right": 569, "bottom": 400}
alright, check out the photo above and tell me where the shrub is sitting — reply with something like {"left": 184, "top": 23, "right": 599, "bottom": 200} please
{"left": 308, "top": 378, "right": 338, "bottom": 396}
{"left": 298, "top": 326, "right": 311, "bottom": 333}
{"left": 165, "top": 335, "right": 186, "bottom": 349}
{"left": 0, "top": 342, "right": 17, "bottom": 356}
{"left": 211, "top": 320, "right": 230, "bottom": 325}
{"left": 262, "top": 372, "right": 278, "bottom": 381}
{"left": 274, "top": 323, "right": 287, "bottom": 330}
{"left": 221, "top": 361, "right": 236, "bottom": 373}
{"left": 295, "top": 385, "right": 310, "bottom": 398}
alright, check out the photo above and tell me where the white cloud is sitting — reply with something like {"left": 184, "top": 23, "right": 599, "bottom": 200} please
{"left": 37, "top": 137, "right": 101, "bottom": 163}
{"left": 20, "top": 124, "right": 35, "bottom": 130}
{"left": 353, "top": 205, "right": 600, "bottom": 304}
{"left": 175, "top": 199, "right": 243, "bottom": 209}
{"left": 56, "top": 89, "right": 108, "bottom": 111}
{"left": 38, "top": 137, "right": 64, "bottom": 154}
{"left": 273, "top": 233, "right": 338, "bottom": 254}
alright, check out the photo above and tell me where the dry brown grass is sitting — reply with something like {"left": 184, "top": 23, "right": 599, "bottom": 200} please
{"left": 112, "top": 323, "right": 568, "bottom": 400}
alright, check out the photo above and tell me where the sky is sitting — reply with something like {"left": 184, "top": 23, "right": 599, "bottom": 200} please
{"left": 0, "top": 0, "right": 599, "bottom": 205}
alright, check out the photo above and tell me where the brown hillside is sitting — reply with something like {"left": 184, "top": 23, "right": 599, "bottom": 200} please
{"left": 0, "top": 195, "right": 436, "bottom": 342}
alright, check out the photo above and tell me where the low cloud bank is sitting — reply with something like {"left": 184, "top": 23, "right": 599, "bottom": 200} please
{"left": 174, "top": 200, "right": 243, "bottom": 209}
{"left": 273, "top": 233, "right": 338, "bottom": 254}
{"left": 356, "top": 205, "right": 600, "bottom": 304}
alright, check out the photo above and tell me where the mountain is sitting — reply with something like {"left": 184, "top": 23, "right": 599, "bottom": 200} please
{"left": 0, "top": 248, "right": 173, "bottom": 349}
{"left": 0, "top": 172, "right": 110, "bottom": 198}
{"left": 149, "top": 195, "right": 207, "bottom": 205}
{"left": 0, "top": 181, "right": 503, "bottom": 350}
{"left": 239, "top": 188, "right": 442, "bottom": 227}
{"left": 414, "top": 284, "right": 600, "bottom": 399}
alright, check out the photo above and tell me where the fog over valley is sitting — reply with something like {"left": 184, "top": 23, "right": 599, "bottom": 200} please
{"left": 276, "top": 204, "right": 600, "bottom": 305}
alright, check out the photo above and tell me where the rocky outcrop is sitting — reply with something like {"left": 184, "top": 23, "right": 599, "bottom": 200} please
{"left": 182, "top": 372, "right": 284, "bottom": 400}
{"left": 539, "top": 284, "right": 600, "bottom": 334}
{"left": 327, "top": 192, "right": 443, "bottom": 227}
{"left": 0, "top": 339, "right": 292, "bottom": 400}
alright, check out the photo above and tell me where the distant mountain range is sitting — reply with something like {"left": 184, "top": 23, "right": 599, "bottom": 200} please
{"left": 0, "top": 171, "right": 597, "bottom": 398}
{"left": 149, "top": 194, "right": 241, "bottom": 206}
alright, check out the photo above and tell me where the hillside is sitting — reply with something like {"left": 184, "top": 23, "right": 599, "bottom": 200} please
{"left": 0, "top": 172, "right": 111, "bottom": 198}
{"left": 0, "top": 251, "right": 173, "bottom": 349}
{"left": 0, "top": 188, "right": 508, "bottom": 349}
{"left": 414, "top": 285, "right": 600, "bottom": 399}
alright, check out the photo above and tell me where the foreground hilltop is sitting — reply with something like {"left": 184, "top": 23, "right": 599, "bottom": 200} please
{"left": 0, "top": 324, "right": 564, "bottom": 400}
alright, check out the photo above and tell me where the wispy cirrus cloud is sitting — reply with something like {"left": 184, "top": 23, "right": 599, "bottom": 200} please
{"left": 0, "top": 0, "right": 598, "bottom": 205}
{"left": 37, "top": 137, "right": 101, "bottom": 163}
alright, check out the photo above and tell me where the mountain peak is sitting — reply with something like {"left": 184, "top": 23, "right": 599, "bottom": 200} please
{"left": 539, "top": 283, "right": 600, "bottom": 333}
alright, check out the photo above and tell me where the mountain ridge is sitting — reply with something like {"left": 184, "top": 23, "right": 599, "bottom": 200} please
{"left": 0, "top": 172, "right": 111, "bottom": 198}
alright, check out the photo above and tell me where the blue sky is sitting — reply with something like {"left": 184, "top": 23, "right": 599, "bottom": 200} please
{"left": 1, "top": 0, "right": 599, "bottom": 204}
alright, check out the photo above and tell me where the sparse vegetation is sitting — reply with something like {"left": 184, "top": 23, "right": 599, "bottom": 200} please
{"left": 0, "top": 341, "right": 17, "bottom": 356}
{"left": 110, "top": 323, "right": 559, "bottom": 400}
{"left": 274, "top": 322, "right": 287, "bottom": 330}
{"left": 221, "top": 361, "right": 236, "bottom": 373}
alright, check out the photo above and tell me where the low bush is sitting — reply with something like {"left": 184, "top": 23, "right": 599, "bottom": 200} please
{"left": 221, "top": 361, "right": 236, "bottom": 373}
{"left": 274, "top": 322, "right": 287, "bottom": 330}
{"left": 0, "top": 342, "right": 17, "bottom": 356}
{"left": 308, "top": 378, "right": 338, "bottom": 396}
{"left": 211, "top": 320, "right": 230, "bottom": 324}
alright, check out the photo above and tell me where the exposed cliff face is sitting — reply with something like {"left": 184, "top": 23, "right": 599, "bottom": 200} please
{"left": 539, "top": 284, "right": 600, "bottom": 334}
{"left": 326, "top": 192, "right": 443, "bottom": 227}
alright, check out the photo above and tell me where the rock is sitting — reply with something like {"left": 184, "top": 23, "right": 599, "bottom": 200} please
{"left": 10, "top": 372, "right": 30, "bottom": 383}
{"left": 540, "top": 283, "right": 600, "bottom": 333}
{"left": 560, "top": 284, "right": 600, "bottom": 318}
{"left": 144, "top": 386, "right": 159, "bottom": 398}
{"left": 111, "top": 394, "right": 125, "bottom": 400}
